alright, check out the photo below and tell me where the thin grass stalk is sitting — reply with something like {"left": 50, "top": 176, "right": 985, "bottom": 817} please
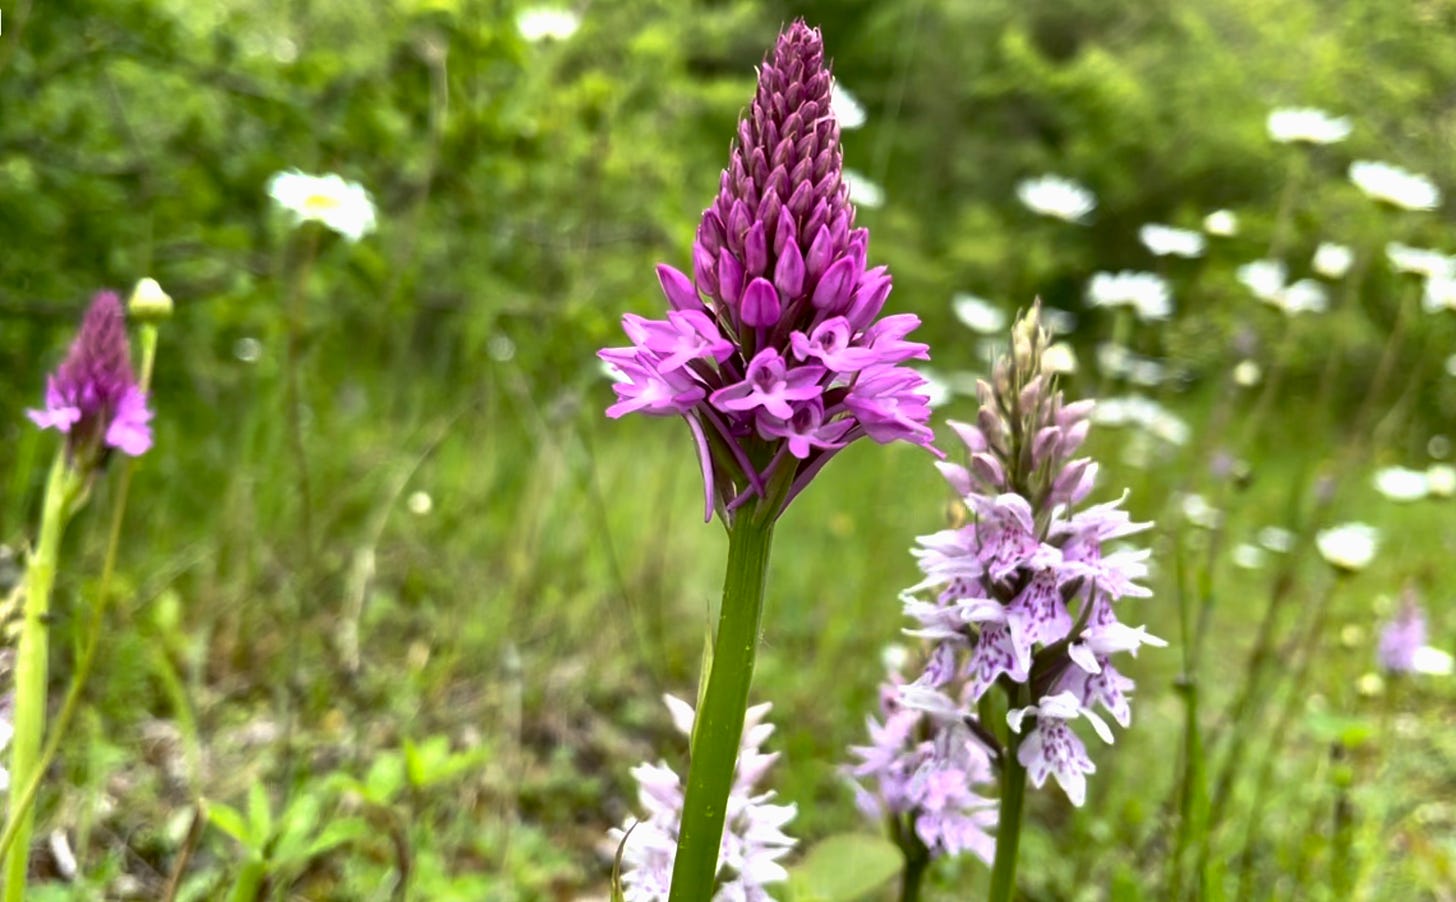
{"left": 666, "top": 512, "right": 775, "bottom": 901}
{"left": 278, "top": 228, "right": 320, "bottom": 794}
{"left": 1234, "top": 577, "right": 1340, "bottom": 896}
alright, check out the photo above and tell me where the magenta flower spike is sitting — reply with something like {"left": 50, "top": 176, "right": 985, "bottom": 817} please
{"left": 598, "top": 20, "right": 936, "bottom": 523}
{"left": 27, "top": 292, "right": 153, "bottom": 465}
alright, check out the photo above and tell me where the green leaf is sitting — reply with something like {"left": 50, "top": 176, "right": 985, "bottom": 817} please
{"left": 610, "top": 821, "right": 638, "bottom": 902}
{"left": 403, "top": 737, "right": 426, "bottom": 789}
{"left": 788, "top": 833, "right": 903, "bottom": 902}
{"left": 1305, "top": 711, "right": 1375, "bottom": 748}
{"left": 301, "top": 817, "right": 372, "bottom": 860}
{"left": 365, "top": 753, "right": 406, "bottom": 804}
{"left": 208, "top": 801, "right": 254, "bottom": 850}
{"left": 271, "top": 792, "right": 323, "bottom": 863}
{"left": 247, "top": 784, "right": 273, "bottom": 843}
{"left": 692, "top": 617, "right": 714, "bottom": 753}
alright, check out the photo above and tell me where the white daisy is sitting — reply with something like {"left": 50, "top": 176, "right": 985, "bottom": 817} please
{"left": 1386, "top": 242, "right": 1456, "bottom": 279}
{"left": 266, "top": 170, "right": 377, "bottom": 242}
{"left": 1088, "top": 271, "right": 1173, "bottom": 321}
{"left": 1139, "top": 223, "right": 1206, "bottom": 258}
{"left": 843, "top": 169, "right": 884, "bottom": 208}
{"left": 1092, "top": 395, "right": 1190, "bottom": 445}
{"left": 914, "top": 367, "right": 952, "bottom": 409}
{"left": 1236, "top": 260, "right": 1325, "bottom": 315}
{"left": 1016, "top": 175, "right": 1095, "bottom": 223}
{"left": 951, "top": 293, "right": 1007, "bottom": 334}
{"left": 1257, "top": 526, "right": 1296, "bottom": 553}
{"left": 1202, "top": 210, "right": 1238, "bottom": 237}
{"left": 1424, "top": 275, "right": 1456, "bottom": 313}
{"left": 516, "top": 6, "right": 580, "bottom": 42}
{"left": 1236, "top": 260, "right": 1287, "bottom": 302}
{"left": 1312, "top": 242, "right": 1354, "bottom": 279}
{"left": 1373, "top": 466, "right": 1430, "bottom": 502}
{"left": 1042, "top": 342, "right": 1077, "bottom": 375}
{"left": 1411, "top": 646, "right": 1455, "bottom": 676}
{"left": 1232, "top": 543, "right": 1266, "bottom": 570}
{"left": 1267, "top": 108, "right": 1352, "bottom": 145}
{"left": 1427, "top": 464, "right": 1456, "bottom": 498}
{"left": 831, "top": 82, "right": 866, "bottom": 130}
{"left": 1279, "top": 279, "right": 1329, "bottom": 315}
{"left": 1350, "top": 161, "right": 1441, "bottom": 211}
{"left": 1315, "top": 522, "right": 1379, "bottom": 572}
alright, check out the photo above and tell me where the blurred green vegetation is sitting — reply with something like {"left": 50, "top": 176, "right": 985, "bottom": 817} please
{"left": 3, "top": 0, "right": 1456, "bottom": 898}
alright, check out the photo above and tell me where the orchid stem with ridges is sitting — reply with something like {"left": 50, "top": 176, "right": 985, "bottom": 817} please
{"left": 668, "top": 510, "right": 775, "bottom": 901}
{"left": 2, "top": 453, "right": 80, "bottom": 902}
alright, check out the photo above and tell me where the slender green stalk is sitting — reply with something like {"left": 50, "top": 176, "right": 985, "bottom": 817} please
{"left": 279, "top": 228, "right": 319, "bottom": 794}
{"left": 1234, "top": 577, "right": 1341, "bottom": 896}
{"left": 226, "top": 857, "right": 268, "bottom": 902}
{"left": 667, "top": 514, "right": 775, "bottom": 902}
{"left": 899, "top": 848, "right": 928, "bottom": 902}
{"left": 988, "top": 749, "right": 1027, "bottom": 902}
{"left": 988, "top": 686, "right": 1029, "bottom": 902}
{"left": 889, "top": 814, "right": 930, "bottom": 902}
{"left": 3, "top": 454, "right": 78, "bottom": 902}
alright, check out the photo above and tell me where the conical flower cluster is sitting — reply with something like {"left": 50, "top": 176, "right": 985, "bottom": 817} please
{"left": 608, "top": 696, "right": 796, "bottom": 901}
{"left": 900, "top": 304, "right": 1164, "bottom": 805}
{"left": 599, "top": 20, "right": 936, "bottom": 522}
{"left": 27, "top": 292, "right": 153, "bottom": 464}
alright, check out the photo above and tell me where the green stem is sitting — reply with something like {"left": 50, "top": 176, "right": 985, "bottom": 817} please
{"left": 988, "top": 692, "right": 1028, "bottom": 902}
{"left": 3, "top": 455, "right": 74, "bottom": 902}
{"left": 889, "top": 812, "right": 930, "bottom": 902}
{"left": 899, "top": 844, "right": 928, "bottom": 902}
{"left": 666, "top": 514, "right": 775, "bottom": 902}
{"left": 279, "top": 229, "right": 319, "bottom": 795}
{"left": 225, "top": 857, "right": 268, "bottom": 902}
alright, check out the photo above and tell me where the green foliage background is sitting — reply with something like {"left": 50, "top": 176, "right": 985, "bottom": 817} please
{"left": 3, "top": 0, "right": 1456, "bottom": 898}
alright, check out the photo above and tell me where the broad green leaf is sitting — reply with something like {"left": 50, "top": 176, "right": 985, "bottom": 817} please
{"left": 301, "top": 817, "right": 372, "bottom": 860}
{"left": 403, "top": 737, "right": 426, "bottom": 789}
{"left": 272, "top": 792, "right": 324, "bottom": 863}
{"left": 208, "top": 802, "right": 253, "bottom": 850}
{"left": 365, "top": 753, "right": 407, "bottom": 804}
{"left": 1305, "top": 711, "right": 1375, "bottom": 748}
{"left": 788, "top": 833, "right": 903, "bottom": 902}
{"left": 248, "top": 784, "right": 273, "bottom": 843}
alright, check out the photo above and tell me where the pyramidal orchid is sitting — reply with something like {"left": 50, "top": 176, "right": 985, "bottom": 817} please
{"left": 27, "top": 291, "right": 153, "bottom": 466}
{"left": 597, "top": 21, "right": 937, "bottom": 902}
{"left": 896, "top": 303, "right": 1163, "bottom": 900}
{"left": 6, "top": 287, "right": 163, "bottom": 901}
{"left": 598, "top": 19, "right": 936, "bottom": 525}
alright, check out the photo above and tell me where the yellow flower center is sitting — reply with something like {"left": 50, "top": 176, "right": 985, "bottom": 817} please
{"left": 302, "top": 192, "right": 343, "bottom": 213}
